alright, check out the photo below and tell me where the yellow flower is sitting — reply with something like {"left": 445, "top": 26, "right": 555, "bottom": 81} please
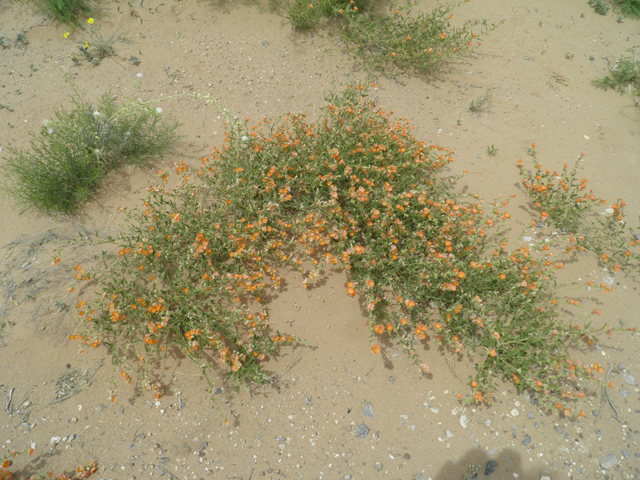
{"left": 85, "top": 41, "right": 89, "bottom": 49}
{"left": 87, "top": 17, "right": 94, "bottom": 24}
{"left": 63, "top": 32, "right": 70, "bottom": 38}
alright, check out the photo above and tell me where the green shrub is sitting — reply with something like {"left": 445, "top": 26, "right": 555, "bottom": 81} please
{"left": 589, "top": 0, "right": 611, "bottom": 14}
{"left": 31, "top": 0, "right": 91, "bottom": 24}
{"left": 340, "top": 1, "right": 498, "bottom": 75}
{"left": 618, "top": 0, "right": 640, "bottom": 16}
{"left": 73, "top": 84, "right": 627, "bottom": 414}
{"left": 0, "top": 88, "right": 181, "bottom": 215}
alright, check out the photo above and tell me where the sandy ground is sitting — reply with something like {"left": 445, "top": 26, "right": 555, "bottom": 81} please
{"left": 1, "top": 0, "right": 640, "bottom": 479}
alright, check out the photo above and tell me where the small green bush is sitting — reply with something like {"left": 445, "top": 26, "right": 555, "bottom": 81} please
{"left": 589, "top": 0, "right": 611, "bottom": 14}
{"left": 31, "top": 0, "right": 91, "bottom": 24}
{"left": 618, "top": 0, "right": 640, "bottom": 16}
{"left": 0, "top": 88, "right": 181, "bottom": 215}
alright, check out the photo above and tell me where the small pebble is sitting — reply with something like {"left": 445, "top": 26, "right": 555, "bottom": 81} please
{"left": 374, "top": 461, "right": 383, "bottom": 471}
{"left": 355, "top": 424, "right": 369, "bottom": 438}
{"left": 509, "top": 423, "right": 518, "bottom": 431}
{"left": 485, "top": 460, "right": 497, "bottom": 475}
{"left": 510, "top": 408, "right": 520, "bottom": 417}
{"left": 522, "top": 435, "right": 531, "bottom": 447}
{"left": 595, "top": 429, "right": 603, "bottom": 437}
{"left": 414, "top": 474, "right": 424, "bottom": 480}
{"left": 622, "top": 372, "right": 635, "bottom": 385}
{"left": 445, "top": 430, "right": 454, "bottom": 438}
{"left": 487, "top": 447, "right": 498, "bottom": 456}
{"left": 621, "top": 449, "right": 630, "bottom": 459}
{"left": 599, "top": 454, "right": 618, "bottom": 470}
{"left": 527, "top": 412, "right": 535, "bottom": 419}
{"left": 362, "top": 402, "right": 374, "bottom": 419}
{"left": 620, "top": 389, "right": 630, "bottom": 397}
{"left": 540, "top": 477, "right": 551, "bottom": 480}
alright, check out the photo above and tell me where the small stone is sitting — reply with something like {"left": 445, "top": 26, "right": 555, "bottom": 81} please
{"left": 599, "top": 454, "right": 617, "bottom": 470}
{"left": 595, "top": 429, "right": 603, "bottom": 437}
{"left": 70, "top": 417, "right": 78, "bottom": 423}
{"left": 527, "top": 412, "right": 535, "bottom": 419}
{"left": 431, "top": 407, "right": 439, "bottom": 414}
{"left": 522, "top": 435, "right": 531, "bottom": 447}
{"left": 522, "top": 236, "right": 533, "bottom": 242}
{"left": 619, "top": 364, "right": 627, "bottom": 371}
{"left": 68, "top": 434, "right": 76, "bottom": 442}
{"left": 362, "top": 402, "right": 374, "bottom": 418}
{"left": 621, "top": 449, "right": 630, "bottom": 459}
{"left": 484, "top": 460, "right": 497, "bottom": 475}
{"left": 50, "top": 436, "right": 62, "bottom": 446}
{"left": 414, "top": 474, "right": 424, "bottom": 480}
{"left": 460, "top": 415, "right": 469, "bottom": 429}
{"left": 510, "top": 408, "right": 520, "bottom": 417}
{"left": 487, "top": 447, "right": 498, "bottom": 456}
{"left": 278, "top": 444, "right": 285, "bottom": 450}
{"left": 120, "top": 406, "right": 125, "bottom": 414}
{"left": 620, "top": 389, "right": 630, "bottom": 397}
{"left": 98, "top": 404, "right": 107, "bottom": 411}
{"left": 540, "top": 477, "right": 551, "bottom": 480}
{"left": 484, "top": 419, "right": 492, "bottom": 427}
{"left": 509, "top": 423, "right": 518, "bottom": 431}
{"left": 374, "top": 461, "right": 383, "bottom": 471}
{"left": 622, "top": 372, "right": 635, "bottom": 385}
{"left": 445, "top": 430, "right": 454, "bottom": 438}
{"left": 214, "top": 388, "right": 223, "bottom": 394}
{"left": 410, "top": 425, "right": 416, "bottom": 431}
{"left": 355, "top": 424, "right": 369, "bottom": 438}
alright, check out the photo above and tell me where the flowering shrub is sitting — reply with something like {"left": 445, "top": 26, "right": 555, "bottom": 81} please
{"left": 518, "top": 145, "right": 640, "bottom": 267}
{"left": 78, "top": 84, "right": 618, "bottom": 414}
{"left": 0, "top": 450, "right": 96, "bottom": 480}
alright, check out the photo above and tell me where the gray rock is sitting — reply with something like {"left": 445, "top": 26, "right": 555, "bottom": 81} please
{"left": 484, "top": 460, "right": 497, "bottom": 475}
{"left": 540, "top": 477, "right": 551, "bottom": 480}
{"left": 622, "top": 372, "right": 635, "bottom": 385}
{"left": 355, "top": 424, "right": 369, "bottom": 438}
{"left": 619, "top": 363, "right": 627, "bottom": 371}
{"left": 522, "top": 435, "right": 531, "bottom": 447}
{"left": 599, "top": 453, "right": 618, "bottom": 470}
{"left": 374, "top": 461, "right": 383, "bottom": 471}
{"left": 509, "top": 423, "right": 518, "bottom": 431}
{"left": 344, "top": 476, "right": 351, "bottom": 480}
{"left": 620, "top": 389, "right": 631, "bottom": 397}
{"left": 527, "top": 412, "right": 535, "bottom": 419}
{"left": 362, "top": 402, "right": 374, "bottom": 418}
{"left": 414, "top": 474, "right": 424, "bottom": 480}
{"left": 445, "top": 430, "right": 454, "bottom": 438}
{"left": 622, "top": 449, "right": 630, "bottom": 459}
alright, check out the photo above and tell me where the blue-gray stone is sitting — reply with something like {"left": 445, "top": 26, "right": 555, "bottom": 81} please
{"left": 362, "top": 402, "right": 374, "bottom": 418}
{"left": 599, "top": 454, "right": 617, "bottom": 470}
{"left": 522, "top": 435, "right": 531, "bottom": 447}
{"left": 484, "top": 460, "right": 497, "bottom": 475}
{"left": 355, "top": 424, "right": 369, "bottom": 438}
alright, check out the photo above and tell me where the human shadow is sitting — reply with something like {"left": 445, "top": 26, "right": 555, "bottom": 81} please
{"left": 431, "top": 447, "right": 541, "bottom": 480}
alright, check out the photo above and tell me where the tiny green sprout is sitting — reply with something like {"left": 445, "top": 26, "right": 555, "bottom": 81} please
{"left": 617, "top": 16, "right": 623, "bottom": 23}
{"left": 565, "top": 52, "right": 575, "bottom": 60}
{"left": 486, "top": 144, "right": 498, "bottom": 157}
{"left": 456, "top": 119, "right": 462, "bottom": 126}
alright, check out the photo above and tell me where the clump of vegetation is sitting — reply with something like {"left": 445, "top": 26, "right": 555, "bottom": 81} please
{"left": 287, "top": 0, "right": 371, "bottom": 29}
{"left": 468, "top": 88, "right": 492, "bottom": 113}
{"left": 617, "top": 0, "right": 640, "bottom": 16}
{"left": 71, "top": 83, "right": 634, "bottom": 418}
{"left": 592, "top": 48, "right": 640, "bottom": 112}
{"left": 0, "top": 84, "right": 181, "bottom": 215}
{"left": 518, "top": 145, "right": 640, "bottom": 267}
{"left": 341, "top": 1, "right": 497, "bottom": 75}
{"left": 589, "top": 0, "right": 611, "bottom": 14}
{"left": 1, "top": 449, "right": 97, "bottom": 480}
{"left": 64, "top": 18, "right": 120, "bottom": 65}
{"left": 29, "top": 0, "right": 91, "bottom": 24}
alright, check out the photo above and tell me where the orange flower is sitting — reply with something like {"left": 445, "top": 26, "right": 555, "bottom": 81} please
{"left": 489, "top": 348, "right": 496, "bottom": 357}
{"left": 371, "top": 344, "right": 381, "bottom": 354}
{"left": 499, "top": 273, "right": 506, "bottom": 280}
{"left": 434, "top": 322, "right": 442, "bottom": 330}
{"left": 493, "top": 331, "right": 500, "bottom": 341}
{"left": 386, "top": 322, "right": 394, "bottom": 332}
{"left": 373, "top": 324, "right": 384, "bottom": 335}
{"left": 470, "top": 380, "right": 478, "bottom": 388}
{"left": 458, "top": 271, "right": 466, "bottom": 279}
